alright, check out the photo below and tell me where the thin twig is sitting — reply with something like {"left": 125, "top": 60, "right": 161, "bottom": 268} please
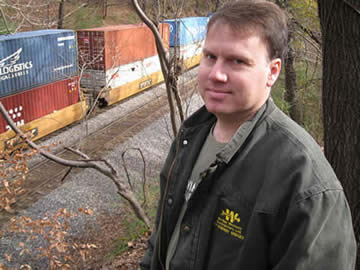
{"left": 121, "top": 148, "right": 147, "bottom": 207}
{"left": 61, "top": 167, "right": 73, "bottom": 182}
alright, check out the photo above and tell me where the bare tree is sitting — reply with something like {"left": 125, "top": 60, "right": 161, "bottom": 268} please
{"left": 57, "top": 0, "right": 65, "bottom": 29}
{"left": 283, "top": 19, "right": 300, "bottom": 123}
{"left": 271, "top": 0, "right": 324, "bottom": 139}
{"left": 273, "top": 0, "right": 303, "bottom": 125}
{"left": 0, "top": 0, "right": 87, "bottom": 33}
{"left": 215, "top": 0, "right": 221, "bottom": 10}
{"left": 318, "top": 0, "right": 360, "bottom": 268}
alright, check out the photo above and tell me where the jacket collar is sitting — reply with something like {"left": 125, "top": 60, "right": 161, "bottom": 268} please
{"left": 218, "top": 101, "right": 267, "bottom": 163}
{"left": 181, "top": 98, "right": 276, "bottom": 165}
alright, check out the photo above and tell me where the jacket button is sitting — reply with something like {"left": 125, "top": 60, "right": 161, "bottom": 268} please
{"left": 183, "top": 140, "right": 188, "bottom": 145}
{"left": 183, "top": 225, "right": 191, "bottom": 232}
{"left": 167, "top": 197, "right": 173, "bottom": 206}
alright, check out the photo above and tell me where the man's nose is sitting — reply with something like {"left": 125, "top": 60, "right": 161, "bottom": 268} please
{"left": 208, "top": 61, "right": 228, "bottom": 82}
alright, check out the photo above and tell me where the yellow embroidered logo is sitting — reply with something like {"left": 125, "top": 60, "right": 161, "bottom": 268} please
{"left": 215, "top": 208, "right": 245, "bottom": 240}
{"left": 222, "top": 209, "right": 240, "bottom": 223}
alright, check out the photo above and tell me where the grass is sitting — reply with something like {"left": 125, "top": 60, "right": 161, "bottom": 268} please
{"left": 0, "top": 16, "right": 17, "bottom": 34}
{"left": 127, "top": 13, "right": 140, "bottom": 24}
{"left": 63, "top": 0, "right": 143, "bottom": 29}
{"left": 107, "top": 216, "right": 149, "bottom": 258}
{"left": 67, "top": 6, "right": 104, "bottom": 30}
{"left": 104, "top": 178, "right": 160, "bottom": 261}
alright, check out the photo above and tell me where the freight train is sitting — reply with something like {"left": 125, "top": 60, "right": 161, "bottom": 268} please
{"left": 0, "top": 16, "right": 209, "bottom": 151}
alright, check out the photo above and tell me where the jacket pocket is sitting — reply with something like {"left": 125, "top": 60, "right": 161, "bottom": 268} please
{"left": 205, "top": 193, "right": 253, "bottom": 270}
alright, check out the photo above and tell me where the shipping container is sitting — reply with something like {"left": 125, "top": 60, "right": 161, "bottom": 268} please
{"left": 164, "top": 17, "right": 209, "bottom": 47}
{"left": 100, "top": 69, "right": 164, "bottom": 106}
{"left": 0, "top": 30, "right": 78, "bottom": 97}
{"left": 0, "top": 76, "right": 80, "bottom": 134}
{"left": 80, "top": 54, "right": 162, "bottom": 89}
{"left": 170, "top": 41, "right": 204, "bottom": 70}
{"left": 77, "top": 23, "right": 169, "bottom": 71}
{"left": 170, "top": 41, "right": 204, "bottom": 61}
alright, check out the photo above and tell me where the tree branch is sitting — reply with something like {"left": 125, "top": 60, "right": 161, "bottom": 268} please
{"left": 0, "top": 101, "right": 150, "bottom": 228}
{"left": 293, "top": 19, "right": 321, "bottom": 45}
{"left": 121, "top": 148, "right": 148, "bottom": 207}
{"left": 344, "top": 0, "right": 360, "bottom": 14}
{"left": 131, "top": 0, "right": 185, "bottom": 136}
{"left": 131, "top": 0, "right": 170, "bottom": 72}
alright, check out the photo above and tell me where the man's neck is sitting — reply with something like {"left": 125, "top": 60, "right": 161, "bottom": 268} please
{"left": 213, "top": 110, "right": 258, "bottom": 143}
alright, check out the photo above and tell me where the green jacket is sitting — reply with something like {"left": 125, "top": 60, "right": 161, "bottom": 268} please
{"left": 141, "top": 99, "right": 357, "bottom": 270}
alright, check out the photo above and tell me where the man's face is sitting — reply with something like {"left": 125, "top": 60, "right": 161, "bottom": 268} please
{"left": 198, "top": 22, "right": 281, "bottom": 123}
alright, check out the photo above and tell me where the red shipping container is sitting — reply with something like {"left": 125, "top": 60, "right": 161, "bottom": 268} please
{"left": 0, "top": 76, "right": 80, "bottom": 133}
{"left": 77, "top": 23, "right": 170, "bottom": 71}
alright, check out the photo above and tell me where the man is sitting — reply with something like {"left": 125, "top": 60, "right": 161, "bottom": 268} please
{"left": 141, "top": 1, "right": 357, "bottom": 269}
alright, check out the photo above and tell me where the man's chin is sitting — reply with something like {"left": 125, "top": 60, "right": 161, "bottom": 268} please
{"left": 205, "top": 106, "right": 230, "bottom": 117}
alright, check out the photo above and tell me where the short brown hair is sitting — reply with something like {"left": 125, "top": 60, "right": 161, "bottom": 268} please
{"left": 207, "top": 1, "right": 288, "bottom": 60}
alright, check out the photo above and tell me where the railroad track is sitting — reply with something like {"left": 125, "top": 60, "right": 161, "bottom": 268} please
{"left": 0, "top": 76, "right": 198, "bottom": 225}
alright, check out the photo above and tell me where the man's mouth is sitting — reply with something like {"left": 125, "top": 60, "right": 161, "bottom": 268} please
{"left": 206, "top": 88, "right": 231, "bottom": 99}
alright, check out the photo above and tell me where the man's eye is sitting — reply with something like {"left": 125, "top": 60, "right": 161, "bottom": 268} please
{"left": 205, "top": 54, "right": 216, "bottom": 60}
{"left": 233, "top": 59, "right": 244, "bottom": 64}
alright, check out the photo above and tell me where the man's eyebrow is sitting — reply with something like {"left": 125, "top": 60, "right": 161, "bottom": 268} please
{"left": 202, "top": 48, "right": 213, "bottom": 54}
{"left": 228, "top": 53, "right": 253, "bottom": 63}
{"left": 202, "top": 48, "right": 254, "bottom": 64}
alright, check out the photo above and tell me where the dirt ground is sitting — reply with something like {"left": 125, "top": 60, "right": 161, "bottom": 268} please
{"left": 71, "top": 212, "right": 150, "bottom": 270}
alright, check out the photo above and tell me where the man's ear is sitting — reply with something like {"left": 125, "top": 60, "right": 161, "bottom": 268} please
{"left": 266, "top": 58, "right": 281, "bottom": 87}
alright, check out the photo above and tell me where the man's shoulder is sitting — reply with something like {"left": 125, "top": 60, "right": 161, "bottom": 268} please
{"left": 262, "top": 103, "right": 322, "bottom": 157}
{"left": 243, "top": 105, "right": 343, "bottom": 213}
{"left": 257, "top": 103, "right": 341, "bottom": 191}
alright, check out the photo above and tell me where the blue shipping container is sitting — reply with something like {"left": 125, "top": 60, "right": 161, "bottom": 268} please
{"left": 0, "top": 29, "right": 78, "bottom": 97}
{"left": 164, "top": 17, "right": 209, "bottom": 47}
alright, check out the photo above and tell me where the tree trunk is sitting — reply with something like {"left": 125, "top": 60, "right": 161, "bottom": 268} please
{"left": 318, "top": 1, "right": 360, "bottom": 268}
{"left": 215, "top": 0, "right": 221, "bottom": 10}
{"left": 284, "top": 19, "right": 302, "bottom": 124}
{"left": 195, "top": 0, "right": 200, "bottom": 14}
{"left": 103, "top": 0, "right": 107, "bottom": 18}
{"left": 57, "top": 0, "right": 65, "bottom": 29}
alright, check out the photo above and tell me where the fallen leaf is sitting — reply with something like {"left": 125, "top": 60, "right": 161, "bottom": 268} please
{"left": 4, "top": 253, "right": 11, "bottom": 262}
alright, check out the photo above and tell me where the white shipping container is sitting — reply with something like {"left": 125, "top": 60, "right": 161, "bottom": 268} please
{"left": 169, "top": 40, "right": 204, "bottom": 62}
{"left": 80, "top": 54, "right": 162, "bottom": 89}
